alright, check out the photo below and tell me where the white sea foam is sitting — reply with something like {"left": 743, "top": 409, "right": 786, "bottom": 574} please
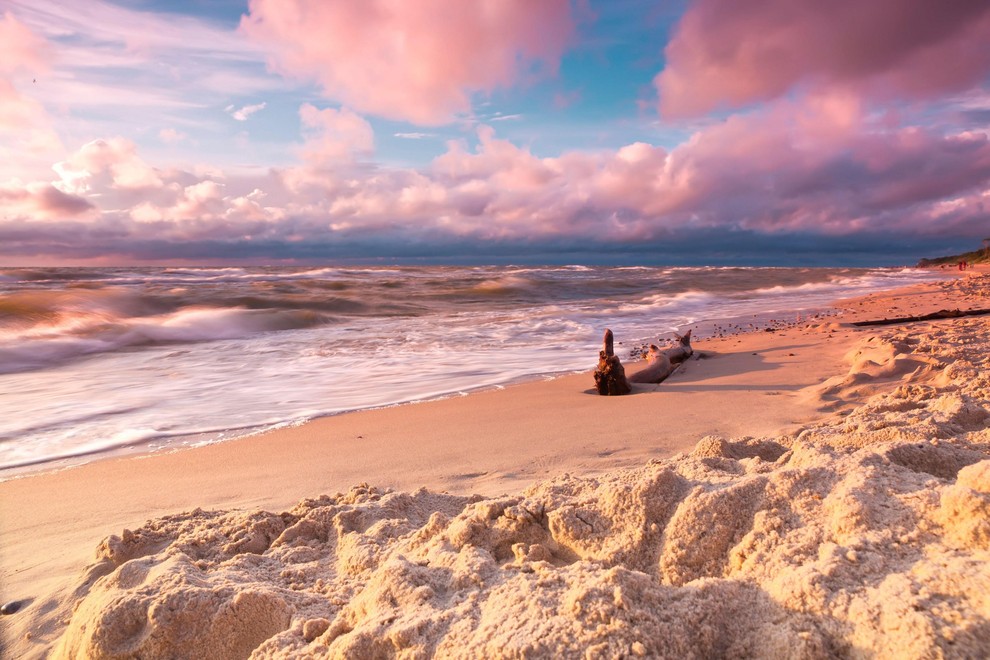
{"left": 122, "top": 307, "right": 285, "bottom": 342}
{"left": 0, "top": 305, "right": 320, "bottom": 374}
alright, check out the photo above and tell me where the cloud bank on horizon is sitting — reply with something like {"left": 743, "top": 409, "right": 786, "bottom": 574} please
{"left": 1, "top": 0, "right": 989, "bottom": 265}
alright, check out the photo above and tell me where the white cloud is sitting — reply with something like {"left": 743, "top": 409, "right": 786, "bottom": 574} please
{"left": 297, "top": 104, "right": 374, "bottom": 165}
{"left": 53, "top": 137, "right": 163, "bottom": 194}
{"left": 227, "top": 101, "right": 267, "bottom": 121}
{"left": 394, "top": 132, "right": 436, "bottom": 140}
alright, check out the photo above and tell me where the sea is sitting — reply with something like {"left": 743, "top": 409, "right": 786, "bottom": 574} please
{"left": 0, "top": 265, "right": 954, "bottom": 474}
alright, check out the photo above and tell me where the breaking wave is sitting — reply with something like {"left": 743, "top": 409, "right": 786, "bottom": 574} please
{"left": 0, "top": 304, "right": 325, "bottom": 374}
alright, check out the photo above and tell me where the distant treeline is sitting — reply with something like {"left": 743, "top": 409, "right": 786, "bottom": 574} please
{"left": 917, "top": 240, "right": 990, "bottom": 267}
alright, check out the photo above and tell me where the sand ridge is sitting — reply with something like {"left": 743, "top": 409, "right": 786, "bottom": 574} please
{"left": 39, "top": 275, "right": 990, "bottom": 658}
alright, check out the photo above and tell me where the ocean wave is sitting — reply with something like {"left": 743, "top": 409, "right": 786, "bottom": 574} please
{"left": 123, "top": 307, "right": 323, "bottom": 343}
{"left": 751, "top": 280, "right": 856, "bottom": 296}
{"left": 0, "top": 403, "right": 151, "bottom": 442}
{"left": 162, "top": 267, "right": 251, "bottom": 277}
{"left": 0, "top": 268, "right": 109, "bottom": 284}
{"left": 0, "top": 306, "right": 325, "bottom": 374}
{"left": 470, "top": 275, "right": 533, "bottom": 294}
{"left": 634, "top": 290, "right": 716, "bottom": 309}
{"left": 154, "top": 266, "right": 409, "bottom": 285}
{"left": 208, "top": 294, "right": 370, "bottom": 314}
{"left": 0, "top": 288, "right": 172, "bottom": 330}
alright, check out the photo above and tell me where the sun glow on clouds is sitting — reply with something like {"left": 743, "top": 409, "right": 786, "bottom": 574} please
{"left": 0, "top": 11, "right": 48, "bottom": 73}
{"left": 54, "top": 138, "right": 163, "bottom": 194}
{"left": 656, "top": 0, "right": 990, "bottom": 118}
{"left": 0, "top": 11, "right": 63, "bottom": 180}
{"left": 0, "top": 0, "right": 989, "bottom": 264}
{"left": 298, "top": 104, "right": 374, "bottom": 164}
{"left": 240, "top": 0, "right": 574, "bottom": 125}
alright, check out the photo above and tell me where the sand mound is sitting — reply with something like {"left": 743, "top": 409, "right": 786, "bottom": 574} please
{"left": 54, "top": 317, "right": 990, "bottom": 658}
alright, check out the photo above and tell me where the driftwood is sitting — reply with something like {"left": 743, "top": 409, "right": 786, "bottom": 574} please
{"left": 850, "top": 308, "right": 990, "bottom": 327}
{"left": 594, "top": 329, "right": 631, "bottom": 395}
{"left": 629, "top": 330, "right": 693, "bottom": 384}
{"left": 594, "top": 329, "right": 693, "bottom": 395}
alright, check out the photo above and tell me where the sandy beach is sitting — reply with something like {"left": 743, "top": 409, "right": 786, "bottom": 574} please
{"left": 2, "top": 269, "right": 989, "bottom": 658}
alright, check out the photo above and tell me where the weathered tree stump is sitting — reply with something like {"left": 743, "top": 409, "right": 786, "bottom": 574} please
{"left": 593, "top": 329, "right": 631, "bottom": 395}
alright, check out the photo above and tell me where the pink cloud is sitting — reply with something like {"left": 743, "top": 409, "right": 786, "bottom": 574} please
{"left": 0, "top": 181, "right": 93, "bottom": 220}
{"left": 54, "top": 138, "right": 163, "bottom": 194}
{"left": 0, "top": 14, "right": 63, "bottom": 180}
{"left": 130, "top": 180, "right": 228, "bottom": 224}
{"left": 424, "top": 106, "right": 990, "bottom": 242}
{"left": 298, "top": 104, "right": 374, "bottom": 165}
{"left": 3, "top": 105, "right": 990, "bottom": 262}
{"left": 241, "top": 0, "right": 574, "bottom": 124}
{"left": 657, "top": 0, "right": 990, "bottom": 118}
{"left": 649, "top": 102, "right": 990, "bottom": 237}
{"left": 0, "top": 78, "right": 59, "bottom": 139}
{"left": 159, "top": 128, "right": 188, "bottom": 144}
{"left": 277, "top": 106, "right": 990, "bottom": 244}
{"left": 0, "top": 11, "right": 49, "bottom": 76}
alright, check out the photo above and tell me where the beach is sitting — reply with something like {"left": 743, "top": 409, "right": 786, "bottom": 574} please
{"left": 2, "top": 269, "right": 989, "bottom": 658}
{"left": 5, "top": 0, "right": 990, "bottom": 655}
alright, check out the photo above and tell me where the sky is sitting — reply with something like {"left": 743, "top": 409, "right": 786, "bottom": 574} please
{"left": 1, "top": 0, "right": 989, "bottom": 266}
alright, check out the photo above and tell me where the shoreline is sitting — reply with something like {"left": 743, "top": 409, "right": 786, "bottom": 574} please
{"left": 0, "top": 266, "right": 955, "bottom": 479}
{"left": 2, "top": 268, "right": 988, "bottom": 657}
{"left": 0, "top": 305, "right": 865, "bottom": 481}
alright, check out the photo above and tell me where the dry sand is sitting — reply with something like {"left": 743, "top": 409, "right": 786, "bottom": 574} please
{"left": 2, "top": 269, "right": 989, "bottom": 658}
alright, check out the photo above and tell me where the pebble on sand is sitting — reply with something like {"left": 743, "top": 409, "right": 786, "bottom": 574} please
{"left": 1, "top": 600, "right": 24, "bottom": 615}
